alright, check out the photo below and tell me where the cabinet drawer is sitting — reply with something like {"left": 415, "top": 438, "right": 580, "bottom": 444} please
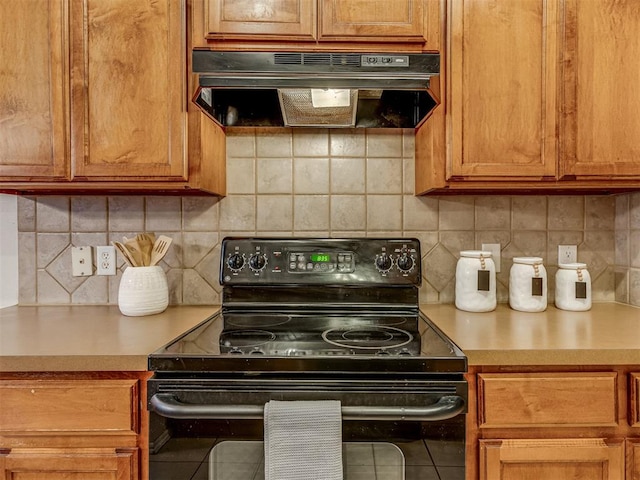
{"left": 478, "top": 373, "right": 618, "bottom": 428}
{"left": 0, "top": 379, "right": 139, "bottom": 434}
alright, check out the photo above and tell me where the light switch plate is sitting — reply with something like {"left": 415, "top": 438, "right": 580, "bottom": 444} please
{"left": 71, "top": 246, "right": 93, "bottom": 276}
{"left": 482, "top": 243, "right": 501, "bottom": 272}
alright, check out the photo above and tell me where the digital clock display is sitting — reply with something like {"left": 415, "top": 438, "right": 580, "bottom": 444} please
{"left": 310, "top": 253, "right": 330, "bottom": 263}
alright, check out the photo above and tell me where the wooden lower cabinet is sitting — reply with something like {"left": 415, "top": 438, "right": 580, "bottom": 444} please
{"left": 0, "top": 372, "right": 149, "bottom": 480}
{"left": 480, "top": 438, "right": 624, "bottom": 480}
{"left": 468, "top": 367, "right": 640, "bottom": 480}
{"left": 1, "top": 448, "right": 138, "bottom": 480}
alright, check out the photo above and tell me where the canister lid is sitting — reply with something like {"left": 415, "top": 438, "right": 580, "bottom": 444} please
{"left": 513, "top": 256, "right": 543, "bottom": 265}
{"left": 558, "top": 262, "right": 587, "bottom": 270}
{"left": 460, "top": 250, "right": 492, "bottom": 258}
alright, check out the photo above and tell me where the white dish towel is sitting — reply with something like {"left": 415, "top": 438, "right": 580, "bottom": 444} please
{"left": 264, "top": 400, "right": 343, "bottom": 480}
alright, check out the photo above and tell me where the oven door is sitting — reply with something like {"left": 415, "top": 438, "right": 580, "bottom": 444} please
{"left": 148, "top": 375, "right": 466, "bottom": 480}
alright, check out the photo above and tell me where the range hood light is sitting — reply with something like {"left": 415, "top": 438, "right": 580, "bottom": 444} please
{"left": 311, "top": 89, "right": 352, "bottom": 108}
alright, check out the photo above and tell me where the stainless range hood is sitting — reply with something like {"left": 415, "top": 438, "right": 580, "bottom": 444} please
{"left": 192, "top": 51, "right": 440, "bottom": 129}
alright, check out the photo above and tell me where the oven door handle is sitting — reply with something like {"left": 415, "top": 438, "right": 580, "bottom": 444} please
{"left": 149, "top": 393, "right": 465, "bottom": 422}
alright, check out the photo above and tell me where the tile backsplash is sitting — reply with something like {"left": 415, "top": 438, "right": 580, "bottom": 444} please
{"left": 16, "top": 130, "right": 640, "bottom": 307}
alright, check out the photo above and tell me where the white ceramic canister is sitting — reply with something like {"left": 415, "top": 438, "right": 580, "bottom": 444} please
{"left": 555, "top": 262, "right": 592, "bottom": 311}
{"left": 509, "top": 257, "right": 547, "bottom": 312}
{"left": 118, "top": 265, "right": 169, "bottom": 316}
{"left": 455, "top": 251, "right": 496, "bottom": 312}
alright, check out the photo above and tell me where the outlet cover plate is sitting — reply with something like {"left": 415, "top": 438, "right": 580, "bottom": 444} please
{"left": 71, "top": 246, "right": 92, "bottom": 277}
{"left": 558, "top": 245, "right": 577, "bottom": 265}
{"left": 482, "top": 243, "right": 501, "bottom": 272}
{"left": 96, "top": 245, "right": 116, "bottom": 275}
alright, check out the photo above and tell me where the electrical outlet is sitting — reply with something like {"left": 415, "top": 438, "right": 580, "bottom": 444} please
{"left": 71, "top": 246, "right": 93, "bottom": 277}
{"left": 481, "top": 243, "right": 501, "bottom": 272}
{"left": 96, "top": 246, "right": 116, "bottom": 275}
{"left": 558, "top": 245, "right": 577, "bottom": 265}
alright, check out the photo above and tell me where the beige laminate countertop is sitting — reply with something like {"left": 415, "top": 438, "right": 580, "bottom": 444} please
{"left": 1, "top": 303, "right": 639, "bottom": 372}
{"left": 0, "top": 305, "right": 218, "bottom": 372}
{"left": 421, "top": 303, "right": 640, "bottom": 366}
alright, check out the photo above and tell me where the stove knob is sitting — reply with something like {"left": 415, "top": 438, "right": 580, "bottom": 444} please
{"left": 375, "top": 253, "right": 393, "bottom": 273}
{"left": 375, "top": 350, "right": 391, "bottom": 356}
{"left": 249, "top": 348, "right": 265, "bottom": 355}
{"left": 228, "top": 347, "right": 243, "bottom": 355}
{"left": 249, "top": 253, "right": 267, "bottom": 272}
{"left": 396, "top": 254, "right": 415, "bottom": 273}
{"left": 227, "top": 253, "right": 245, "bottom": 271}
{"left": 398, "top": 348, "right": 412, "bottom": 356}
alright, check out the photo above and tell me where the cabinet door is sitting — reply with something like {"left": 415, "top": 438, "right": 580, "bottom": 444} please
{"left": 628, "top": 439, "right": 640, "bottom": 480}
{"left": 0, "top": 448, "right": 137, "bottom": 480}
{"left": 69, "top": 0, "right": 187, "bottom": 181}
{"left": 480, "top": 439, "right": 624, "bottom": 480}
{"left": 319, "top": 0, "right": 428, "bottom": 44}
{"left": 448, "top": 0, "right": 558, "bottom": 179}
{"left": 560, "top": 0, "right": 640, "bottom": 179}
{"left": 204, "top": 0, "right": 316, "bottom": 41}
{"left": 0, "top": 0, "right": 68, "bottom": 180}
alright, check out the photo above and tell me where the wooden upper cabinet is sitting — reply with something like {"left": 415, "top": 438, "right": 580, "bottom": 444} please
{"left": 559, "top": 0, "right": 640, "bottom": 179}
{"left": 0, "top": 0, "right": 68, "bottom": 180}
{"left": 447, "top": 0, "right": 558, "bottom": 180}
{"left": 198, "top": 0, "right": 436, "bottom": 49}
{"left": 318, "top": 0, "right": 427, "bottom": 43}
{"left": 204, "top": 0, "right": 316, "bottom": 41}
{"left": 69, "top": 0, "right": 187, "bottom": 181}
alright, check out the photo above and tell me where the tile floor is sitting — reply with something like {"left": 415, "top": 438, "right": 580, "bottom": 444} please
{"left": 149, "top": 437, "right": 464, "bottom": 480}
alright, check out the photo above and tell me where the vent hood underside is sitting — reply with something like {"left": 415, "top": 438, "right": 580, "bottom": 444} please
{"left": 192, "top": 52, "right": 440, "bottom": 129}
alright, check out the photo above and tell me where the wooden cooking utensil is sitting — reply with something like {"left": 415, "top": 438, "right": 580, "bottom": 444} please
{"left": 135, "top": 233, "right": 155, "bottom": 266}
{"left": 122, "top": 236, "right": 144, "bottom": 267}
{"left": 112, "top": 241, "right": 135, "bottom": 267}
{"left": 149, "top": 235, "right": 173, "bottom": 266}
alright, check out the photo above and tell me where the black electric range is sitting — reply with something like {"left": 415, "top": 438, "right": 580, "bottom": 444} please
{"left": 149, "top": 237, "right": 466, "bottom": 375}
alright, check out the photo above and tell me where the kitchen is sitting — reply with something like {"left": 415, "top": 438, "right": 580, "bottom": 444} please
{"left": 1, "top": 1, "right": 640, "bottom": 480}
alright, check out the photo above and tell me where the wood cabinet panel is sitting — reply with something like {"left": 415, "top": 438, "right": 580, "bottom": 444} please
{"left": 69, "top": 0, "right": 187, "bottom": 181}
{"left": 204, "top": 0, "right": 316, "bottom": 40}
{"left": 627, "top": 439, "right": 640, "bottom": 480}
{"left": 198, "top": 0, "right": 436, "bottom": 49}
{"left": 480, "top": 438, "right": 624, "bottom": 480}
{"left": 319, "top": 0, "right": 426, "bottom": 43}
{"left": 478, "top": 372, "right": 618, "bottom": 428}
{"left": 0, "top": 0, "right": 68, "bottom": 180}
{"left": 0, "top": 372, "right": 148, "bottom": 480}
{"left": 560, "top": 0, "right": 640, "bottom": 179}
{"left": 630, "top": 373, "right": 640, "bottom": 427}
{"left": 448, "top": 0, "right": 558, "bottom": 179}
{"left": 0, "top": 379, "right": 138, "bottom": 434}
{"left": 0, "top": 448, "right": 137, "bottom": 480}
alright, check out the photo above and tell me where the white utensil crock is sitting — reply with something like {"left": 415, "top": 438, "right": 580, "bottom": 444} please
{"left": 118, "top": 266, "right": 168, "bottom": 316}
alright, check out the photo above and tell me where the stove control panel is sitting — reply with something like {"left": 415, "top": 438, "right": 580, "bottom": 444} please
{"left": 220, "top": 237, "right": 421, "bottom": 286}
{"left": 287, "top": 251, "right": 355, "bottom": 274}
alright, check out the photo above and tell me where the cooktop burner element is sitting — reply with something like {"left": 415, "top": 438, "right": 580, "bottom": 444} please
{"left": 225, "top": 315, "right": 292, "bottom": 328}
{"left": 322, "top": 325, "right": 414, "bottom": 351}
{"left": 220, "top": 330, "right": 276, "bottom": 350}
{"left": 149, "top": 238, "right": 466, "bottom": 374}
